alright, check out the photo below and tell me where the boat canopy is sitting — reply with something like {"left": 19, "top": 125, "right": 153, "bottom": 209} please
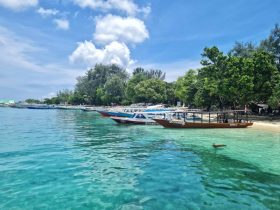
{"left": 173, "top": 110, "right": 248, "bottom": 114}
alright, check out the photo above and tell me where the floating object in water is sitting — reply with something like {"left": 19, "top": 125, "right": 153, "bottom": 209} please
{"left": 212, "top": 144, "right": 226, "bottom": 148}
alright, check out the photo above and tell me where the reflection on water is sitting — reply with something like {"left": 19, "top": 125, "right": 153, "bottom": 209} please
{"left": 0, "top": 108, "right": 279, "bottom": 210}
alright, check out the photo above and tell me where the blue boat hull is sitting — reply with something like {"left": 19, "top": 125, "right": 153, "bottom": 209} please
{"left": 98, "top": 110, "right": 134, "bottom": 118}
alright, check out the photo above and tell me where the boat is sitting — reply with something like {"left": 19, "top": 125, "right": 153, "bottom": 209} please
{"left": 97, "top": 104, "right": 176, "bottom": 118}
{"left": 154, "top": 110, "right": 253, "bottom": 129}
{"left": 9, "top": 103, "right": 29, "bottom": 109}
{"left": 81, "top": 107, "right": 99, "bottom": 112}
{"left": 56, "top": 105, "right": 83, "bottom": 110}
{"left": 97, "top": 110, "right": 135, "bottom": 118}
{"left": 26, "top": 104, "right": 56, "bottom": 109}
{"left": 110, "top": 111, "right": 171, "bottom": 125}
{"left": 111, "top": 113, "right": 157, "bottom": 125}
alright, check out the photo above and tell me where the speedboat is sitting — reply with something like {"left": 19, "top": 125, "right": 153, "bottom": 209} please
{"left": 97, "top": 110, "right": 135, "bottom": 118}
{"left": 110, "top": 113, "right": 156, "bottom": 125}
{"left": 110, "top": 111, "right": 172, "bottom": 125}
{"left": 97, "top": 104, "right": 176, "bottom": 118}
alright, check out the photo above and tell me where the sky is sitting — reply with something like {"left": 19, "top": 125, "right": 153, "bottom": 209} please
{"left": 0, "top": 0, "right": 280, "bottom": 100}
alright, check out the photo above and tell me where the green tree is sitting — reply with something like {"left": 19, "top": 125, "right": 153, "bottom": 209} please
{"left": 229, "top": 42, "right": 256, "bottom": 58}
{"left": 223, "top": 56, "right": 254, "bottom": 107}
{"left": 175, "top": 69, "right": 198, "bottom": 106}
{"left": 251, "top": 50, "right": 279, "bottom": 103}
{"left": 260, "top": 24, "right": 280, "bottom": 71}
{"left": 57, "top": 89, "right": 73, "bottom": 104}
{"left": 165, "top": 82, "right": 177, "bottom": 105}
{"left": 126, "top": 70, "right": 148, "bottom": 103}
{"left": 126, "top": 68, "right": 166, "bottom": 103}
{"left": 268, "top": 77, "right": 280, "bottom": 109}
{"left": 199, "top": 46, "right": 228, "bottom": 109}
{"left": 69, "top": 92, "right": 85, "bottom": 105}
{"left": 134, "top": 79, "right": 167, "bottom": 103}
{"left": 75, "top": 64, "right": 128, "bottom": 105}
{"left": 104, "top": 75, "right": 126, "bottom": 104}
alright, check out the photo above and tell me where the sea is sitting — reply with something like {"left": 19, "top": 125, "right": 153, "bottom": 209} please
{"left": 0, "top": 108, "right": 279, "bottom": 210}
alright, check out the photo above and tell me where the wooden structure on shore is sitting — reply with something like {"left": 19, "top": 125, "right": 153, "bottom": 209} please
{"left": 154, "top": 110, "right": 253, "bottom": 129}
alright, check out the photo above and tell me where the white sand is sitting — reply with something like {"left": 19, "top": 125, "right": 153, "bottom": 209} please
{"left": 251, "top": 121, "right": 280, "bottom": 133}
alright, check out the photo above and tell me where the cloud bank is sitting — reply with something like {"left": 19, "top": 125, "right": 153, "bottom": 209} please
{"left": 0, "top": 0, "right": 38, "bottom": 10}
{"left": 94, "top": 14, "right": 149, "bottom": 44}
{"left": 73, "top": 0, "right": 150, "bottom": 16}
{"left": 70, "top": 0, "right": 150, "bottom": 68}
{"left": 37, "top": 7, "right": 59, "bottom": 17}
{"left": 70, "top": 41, "right": 133, "bottom": 67}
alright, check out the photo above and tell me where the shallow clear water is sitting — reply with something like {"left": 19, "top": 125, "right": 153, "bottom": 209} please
{"left": 0, "top": 108, "right": 280, "bottom": 210}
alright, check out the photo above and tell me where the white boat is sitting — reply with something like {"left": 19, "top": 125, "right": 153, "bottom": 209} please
{"left": 110, "top": 111, "right": 171, "bottom": 125}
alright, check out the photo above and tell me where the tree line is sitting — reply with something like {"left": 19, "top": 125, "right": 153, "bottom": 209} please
{"left": 41, "top": 24, "right": 280, "bottom": 111}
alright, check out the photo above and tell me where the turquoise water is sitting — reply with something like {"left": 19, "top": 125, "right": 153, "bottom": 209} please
{"left": 0, "top": 108, "right": 280, "bottom": 210}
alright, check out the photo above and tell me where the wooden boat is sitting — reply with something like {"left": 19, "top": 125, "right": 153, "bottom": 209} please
{"left": 154, "top": 110, "right": 253, "bottom": 129}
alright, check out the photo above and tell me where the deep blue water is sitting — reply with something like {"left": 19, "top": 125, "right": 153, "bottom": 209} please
{"left": 0, "top": 108, "right": 280, "bottom": 210}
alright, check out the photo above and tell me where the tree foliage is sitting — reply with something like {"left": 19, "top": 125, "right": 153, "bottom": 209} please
{"left": 175, "top": 69, "right": 197, "bottom": 106}
{"left": 133, "top": 79, "right": 167, "bottom": 103}
{"left": 41, "top": 24, "right": 280, "bottom": 111}
{"left": 260, "top": 24, "right": 280, "bottom": 71}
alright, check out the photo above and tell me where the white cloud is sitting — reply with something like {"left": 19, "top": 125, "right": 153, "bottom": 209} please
{"left": 37, "top": 7, "right": 59, "bottom": 17}
{"left": 70, "top": 3, "right": 150, "bottom": 71}
{"left": 140, "top": 4, "right": 151, "bottom": 18}
{"left": 73, "top": 0, "right": 136, "bottom": 15}
{"left": 0, "top": 26, "right": 44, "bottom": 72}
{"left": 53, "top": 19, "right": 70, "bottom": 30}
{"left": 69, "top": 41, "right": 133, "bottom": 67}
{"left": 73, "top": 0, "right": 150, "bottom": 16}
{"left": 94, "top": 14, "right": 149, "bottom": 44}
{"left": 0, "top": 26, "right": 82, "bottom": 100}
{"left": 0, "top": 0, "right": 38, "bottom": 10}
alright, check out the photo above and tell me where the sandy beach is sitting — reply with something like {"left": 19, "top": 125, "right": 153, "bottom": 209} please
{"left": 251, "top": 121, "right": 280, "bottom": 133}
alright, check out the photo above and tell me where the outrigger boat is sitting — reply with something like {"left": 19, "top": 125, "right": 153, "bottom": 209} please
{"left": 154, "top": 110, "right": 253, "bottom": 129}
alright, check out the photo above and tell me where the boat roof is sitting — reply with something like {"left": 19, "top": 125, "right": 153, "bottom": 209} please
{"left": 173, "top": 110, "right": 247, "bottom": 114}
{"left": 134, "top": 111, "right": 174, "bottom": 114}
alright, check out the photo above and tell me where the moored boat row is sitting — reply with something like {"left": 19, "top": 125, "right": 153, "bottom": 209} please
{"left": 5, "top": 103, "right": 254, "bottom": 129}
{"left": 97, "top": 106, "right": 253, "bottom": 129}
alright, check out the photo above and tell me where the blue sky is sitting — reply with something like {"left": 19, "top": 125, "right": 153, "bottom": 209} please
{"left": 0, "top": 0, "right": 280, "bottom": 100}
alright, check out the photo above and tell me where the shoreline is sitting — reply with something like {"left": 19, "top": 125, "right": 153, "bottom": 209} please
{"left": 251, "top": 121, "right": 280, "bottom": 133}
{"left": 1, "top": 106, "right": 279, "bottom": 133}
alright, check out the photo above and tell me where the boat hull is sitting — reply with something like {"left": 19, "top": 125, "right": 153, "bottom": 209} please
{"left": 111, "top": 117, "right": 156, "bottom": 125}
{"left": 154, "top": 119, "right": 253, "bottom": 128}
{"left": 97, "top": 110, "right": 111, "bottom": 117}
{"left": 27, "top": 106, "right": 55, "bottom": 110}
{"left": 97, "top": 110, "right": 134, "bottom": 118}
